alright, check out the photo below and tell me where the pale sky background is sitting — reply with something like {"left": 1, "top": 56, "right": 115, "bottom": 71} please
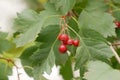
{"left": 0, "top": 0, "right": 79, "bottom": 80}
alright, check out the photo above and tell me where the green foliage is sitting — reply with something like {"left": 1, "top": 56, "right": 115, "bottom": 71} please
{"left": 1, "top": 0, "right": 120, "bottom": 80}
{"left": 32, "top": 25, "right": 67, "bottom": 80}
{"left": 84, "top": 61, "right": 120, "bottom": 80}
{"left": 0, "top": 39, "right": 13, "bottom": 54}
{"left": 113, "top": 0, "right": 120, "bottom": 3}
{"left": 60, "top": 57, "right": 73, "bottom": 80}
{"left": 0, "top": 32, "right": 8, "bottom": 38}
{"left": 33, "top": 48, "right": 55, "bottom": 80}
{"left": 0, "top": 32, "right": 13, "bottom": 53}
{"left": 0, "top": 62, "right": 12, "bottom": 80}
{"left": 79, "top": 11, "right": 116, "bottom": 37}
{"left": 75, "top": 28, "right": 113, "bottom": 70}
{"left": 20, "top": 45, "right": 38, "bottom": 76}
{"left": 49, "top": 0, "right": 76, "bottom": 14}
{"left": 78, "top": 0, "right": 116, "bottom": 37}
{"left": 14, "top": 3, "right": 60, "bottom": 47}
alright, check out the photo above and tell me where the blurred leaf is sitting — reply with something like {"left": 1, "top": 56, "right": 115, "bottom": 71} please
{"left": 0, "top": 31, "right": 8, "bottom": 39}
{"left": 116, "top": 28, "right": 120, "bottom": 39}
{"left": 25, "top": 0, "right": 44, "bottom": 11}
{"left": 3, "top": 42, "right": 35, "bottom": 58}
{"left": 0, "top": 32, "right": 13, "bottom": 53}
{"left": 14, "top": 10, "right": 40, "bottom": 32}
{"left": 113, "top": 0, "right": 120, "bottom": 3}
{"left": 85, "top": 0, "right": 108, "bottom": 12}
{"left": 84, "top": 61, "right": 120, "bottom": 80}
{"left": 38, "top": 0, "right": 48, "bottom": 4}
{"left": 111, "top": 48, "right": 120, "bottom": 69}
{"left": 0, "top": 62, "right": 12, "bottom": 80}
{"left": 49, "top": 0, "right": 76, "bottom": 14}
{"left": 20, "top": 45, "right": 38, "bottom": 77}
{"left": 0, "top": 39, "right": 13, "bottom": 53}
{"left": 113, "top": 10, "right": 120, "bottom": 21}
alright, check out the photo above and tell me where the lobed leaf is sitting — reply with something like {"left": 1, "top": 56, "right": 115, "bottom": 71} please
{"left": 75, "top": 28, "right": 114, "bottom": 70}
{"left": 14, "top": 4, "right": 60, "bottom": 47}
{"left": 20, "top": 25, "right": 68, "bottom": 80}
{"left": 78, "top": 0, "right": 116, "bottom": 37}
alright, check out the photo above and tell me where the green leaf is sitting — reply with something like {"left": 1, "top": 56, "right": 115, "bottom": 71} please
{"left": 85, "top": 0, "right": 108, "bottom": 12}
{"left": 0, "top": 31, "right": 8, "bottom": 39}
{"left": 60, "top": 57, "right": 73, "bottom": 80}
{"left": 111, "top": 48, "right": 120, "bottom": 69}
{"left": 14, "top": 9, "right": 40, "bottom": 32}
{"left": 33, "top": 49, "right": 55, "bottom": 80}
{"left": 68, "top": 18, "right": 79, "bottom": 38}
{"left": 19, "top": 25, "right": 68, "bottom": 80}
{"left": 36, "top": 25, "right": 68, "bottom": 65}
{"left": 75, "top": 28, "right": 113, "bottom": 70}
{"left": 116, "top": 28, "right": 120, "bottom": 39}
{"left": 73, "top": 0, "right": 88, "bottom": 14}
{"left": 21, "top": 25, "right": 68, "bottom": 80}
{"left": 20, "top": 45, "right": 38, "bottom": 77}
{"left": 79, "top": 10, "right": 116, "bottom": 37}
{"left": 0, "top": 39, "right": 13, "bottom": 53}
{"left": 113, "top": 7, "right": 120, "bottom": 21}
{"left": 14, "top": 4, "right": 60, "bottom": 47}
{"left": 78, "top": 0, "right": 116, "bottom": 37}
{"left": 113, "top": 0, "right": 120, "bottom": 3}
{"left": 0, "top": 31, "right": 13, "bottom": 54}
{"left": 49, "top": 0, "right": 76, "bottom": 14}
{"left": 0, "top": 62, "right": 12, "bottom": 80}
{"left": 84, "top": 61, "right": 120, "bottom": 80}
{"left": 53, "top": 41, "right": 68, "bottom": 65}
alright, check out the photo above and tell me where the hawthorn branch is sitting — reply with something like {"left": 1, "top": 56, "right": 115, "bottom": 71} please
{"left": 112, "top": 43, "right": 120, "bottom": 46}
{"left": 110, "top": 45, "right": 120, "bottom": 64}
{"left": 0, "top": 57, "right": 21, "bottom": 80}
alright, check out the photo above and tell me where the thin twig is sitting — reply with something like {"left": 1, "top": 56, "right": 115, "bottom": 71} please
{"left": 112, "top": 43, "right": 120, "bottom": 46}
{"left": 110, "top": 45, "right": 120, "bottom": 64}
{"left": 0, "top": 57, "right": 21, "bottom": 80}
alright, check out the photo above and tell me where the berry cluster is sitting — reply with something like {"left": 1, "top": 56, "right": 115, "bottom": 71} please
{"left": 58, "top": 34, "right": 79, "bottom": 53}
{"left": 115, "top": 21, "right": 120, "bottom": 28}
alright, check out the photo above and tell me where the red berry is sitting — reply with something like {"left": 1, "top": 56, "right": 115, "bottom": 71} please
{"left": 67, "top": 39, "right": 73, "bottom": 45}
{"left": 63, "top": 41, "right": 68, "bottom": 45}
{"left": 73, "top": 40, "right": 79, "bottom": 47}
{"left": 58, "top": 34, "right": 69, "bottom": 41}
{"left": 59, "top": 44, "right": 67, "bottom": 53}
{"left": 115, "top": 21, "right": 120, "bottom": 28}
